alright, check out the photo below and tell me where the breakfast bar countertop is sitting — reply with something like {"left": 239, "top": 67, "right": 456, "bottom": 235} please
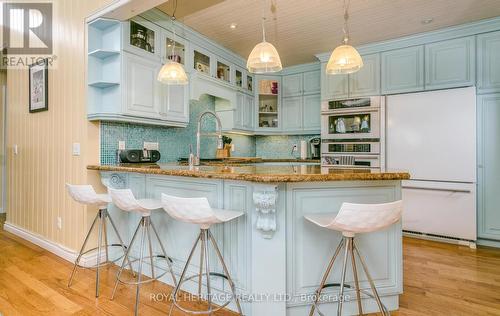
{"left": 87, "top": 162, "right": 410, "bottom": 183}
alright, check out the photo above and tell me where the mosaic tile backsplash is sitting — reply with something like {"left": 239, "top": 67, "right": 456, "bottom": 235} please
{"left": 255, "top": 135, "right": 320, "bottom": 159}
{"left": 100, "top": 95, "right": 255, "bottom": 164}
{"left": 100, "top": 95, "right": 318, "bottom": 164}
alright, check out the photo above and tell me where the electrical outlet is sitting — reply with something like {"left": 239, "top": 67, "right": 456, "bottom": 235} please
{"left": 118, "top": 141, "right": 126, "bottom": 150}
{"left": 292, "top": 144, "right": 298, "bottom": 152}
{"left": 231, "top": 144, "right": 235, "bottom": 152}
{"left": 143, "top": 142, "right": 159, "bottom": 150}
{"left": 72, "top": 143, "right": 81, "bottom": 156}
{"left": 57, "top": 217, "right": 62, "bottom": 230}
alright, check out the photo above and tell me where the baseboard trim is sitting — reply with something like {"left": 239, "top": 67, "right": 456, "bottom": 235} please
{"left": 2, "top": 221, "right": 104, "bottom": 266}
{"left": 403, "top": 230, "right": 477, "bottom": 249}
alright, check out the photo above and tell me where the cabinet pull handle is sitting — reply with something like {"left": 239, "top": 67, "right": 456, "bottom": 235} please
{"left": 402, "top": 186, "right": 472, "bottom": 194}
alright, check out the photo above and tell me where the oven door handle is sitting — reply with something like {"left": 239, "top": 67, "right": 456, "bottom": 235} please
{"left": 402, "top": 186, "right": 472, "bottom": 194}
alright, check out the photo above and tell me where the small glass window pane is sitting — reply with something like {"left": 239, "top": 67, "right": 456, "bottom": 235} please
{"left": 217, "top": 61, "right": 230, "bottom": 82}
{"left": 247, "top": 75, "right": 253, "bottom": 91}
{"left": 166, "top": 38, "right": 185, "bottom": 65}
{"left": 130, "top": 21, "right": 155, "bottom": 54}
{"left": 194, "top": 50, "right": 210, "bottom": 74}
{"left": 235, "top": 70, "right": 243, "bottom": 87}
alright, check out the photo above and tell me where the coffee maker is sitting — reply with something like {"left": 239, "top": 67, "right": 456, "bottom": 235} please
{"left": 309, "top": 137, "right": 321, "bottom": 159}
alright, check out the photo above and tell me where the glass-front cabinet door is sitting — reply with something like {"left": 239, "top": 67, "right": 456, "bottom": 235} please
{"left": 125, "top": 18, "right": 160, "bottom": 59}
{"left": 193, "top": 46, "right": 212, "bottom": 76}
{"left": 235, "top": 68, "right": 243, "bottom": 88}
{"left": 162, "top": 30, "right": 187, "bottom": 66}
{"left": 256, "top": 76, "right": 280, "bottom": 130}
{"left": 216, "top": 59, "right": 231, "bottom": 83}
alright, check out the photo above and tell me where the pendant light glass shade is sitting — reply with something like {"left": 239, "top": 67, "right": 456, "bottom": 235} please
{"left": 325, "top": 44, "right": 363, "bottom": 75}
{"left": 326, "top": 0, "right": 363, "bottom": 75}
{"left": 247, "top": 41, "right": 282, "bottom": 73}
{"left": 157, "top": 60, "right": 188, "bottom": 85}
{"left": 247, "top": 17, "right": 282, "bottom": 74}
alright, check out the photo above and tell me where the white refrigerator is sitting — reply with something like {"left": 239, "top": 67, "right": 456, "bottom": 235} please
{"left": 386, "top": 87, "right": 477, "bottom": 241}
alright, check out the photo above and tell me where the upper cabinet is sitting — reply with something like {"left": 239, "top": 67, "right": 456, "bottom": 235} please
{"left": 382, "top": 46, "right": 424, "bottom": 94}
{"left": 256, "top": 76, "right": 281, "bottom": 131}
{"left": 303, "top": 70, "right": 321, "bottom": 95}
{"left": 321, "top": 62, "right": 348, "bottom": 100}
{"left": 477, "top": 30, "right": 500, "bottom": 94}
{"left": 283, "top": 73, "right": 303, "bottom": 97}
{"left": 123, "top": 18, "right": 161, "bottom": 60}
{"left": 425, "top": 36, "right": 475, "bottom": 90}
{"left": 349, "top": 53, "right": 381, "bottom": 97}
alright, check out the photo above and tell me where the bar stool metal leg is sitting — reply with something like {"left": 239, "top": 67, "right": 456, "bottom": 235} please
{"left": 68, "top": 209, "right": 100, "bottom": 288}
{"left": 308, "top": 239, "right": 345, "bottom": 316}
{"left": 169, "top": 230, "right": 202, "bottom": 316}
{"left": 203, "top": 230, "right": 213, "bottom": 314}
{"left": 208, "top": 230, "right": 244, "bottom": 315}
{"left": 150, "top": 220, "right": 178, "bottom": 286}
{"left": 337, "top": 237, "right": 350, "bottom": 316}
{"left": 353, "top": 241, "right": 388, "bottom": 316}
{"left": 111, "top": 217, "right": 142, "bottom": 299}
{"left": 134, "top": 217, "right": 147, "bottom": 316}
{"left": 350, "top": 239, "right": 363, "bottom": 316}
{"left": 96, "top": 210, "right": 104, "bottom": 297}
{"left": 106, "top": 210, "right": 135, "bottom": 276}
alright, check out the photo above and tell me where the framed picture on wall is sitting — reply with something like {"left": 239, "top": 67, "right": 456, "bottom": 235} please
{"left": 29, "top": 58, "right": 48, "bottom": 113}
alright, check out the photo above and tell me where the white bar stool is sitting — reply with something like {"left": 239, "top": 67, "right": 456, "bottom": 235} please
{"left": 66, "top": 184, "right": 133, "bottom": 298}
{"left": 161, "top": 193, "right": 244, "bottom": 316}
{"left": 108, "top": 188, "right": 177, "bottom": 316}
{"left": 305, "top": 200, "right": 403, "bottom": 316}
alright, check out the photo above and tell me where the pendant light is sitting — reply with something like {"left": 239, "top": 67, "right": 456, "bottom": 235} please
{"left": 247, "top": 5, "right": 282, "bottom": 74}
{"left": 326, "top": 0, "right": 363, "bottom": 75}
{"left": 157, "top": 0, "right": 188, "bottom": 85}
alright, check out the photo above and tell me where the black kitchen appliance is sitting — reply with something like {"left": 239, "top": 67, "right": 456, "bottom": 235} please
{"left": 119, "top": 149, "right": 161, "bottom": 163}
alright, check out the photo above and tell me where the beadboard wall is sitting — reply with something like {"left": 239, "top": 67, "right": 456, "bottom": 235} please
{"left": 100, "top": 95, "right": 256, "bottom": 164}
{"left": 5, "top": 0, "right": 115, "bottom": 251}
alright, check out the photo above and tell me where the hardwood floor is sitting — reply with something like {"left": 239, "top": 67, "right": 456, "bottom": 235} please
{"left": 1, "top": 212, "right": 500, "bottom": 315}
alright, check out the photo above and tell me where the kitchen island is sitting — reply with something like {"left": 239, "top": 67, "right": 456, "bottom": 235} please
{"left": 88, "top": 163, "right": 409, "bottom": 316}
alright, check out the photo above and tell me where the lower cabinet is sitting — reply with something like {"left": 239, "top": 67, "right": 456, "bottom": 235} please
{"left": 477, "top": 94, "right": 500, "bottom": 241}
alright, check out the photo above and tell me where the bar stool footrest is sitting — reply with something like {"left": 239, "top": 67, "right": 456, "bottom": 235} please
{"left": 74, "top": 244, "right": 128, "bottom": 269}
{"left": 115, "top": 254, "right": 171, "bottom": 285}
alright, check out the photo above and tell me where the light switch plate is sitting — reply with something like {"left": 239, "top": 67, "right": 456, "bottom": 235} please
{"left": 72, "top": 143, "right": 81, "bottom": 156}
{"left": 144, "top": 142, "right": 159, "bottom": 150}
{"left": 13, "top": 144, "right": 18, "bottom": 155}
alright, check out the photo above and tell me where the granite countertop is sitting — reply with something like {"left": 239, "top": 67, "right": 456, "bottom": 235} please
{"left": 87, "top": 161, "right": 410, "bottom": 183}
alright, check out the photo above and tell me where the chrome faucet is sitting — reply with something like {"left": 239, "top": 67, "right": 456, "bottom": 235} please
{"left": 195, "top": 110, "right": 224, "bottom": 166}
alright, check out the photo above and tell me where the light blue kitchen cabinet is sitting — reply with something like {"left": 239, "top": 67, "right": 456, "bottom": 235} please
{"left": 349, "top": 53, "right": 381, "bottom": 97}
{"left": 381, "top": 46, "right": 424, "bottom": 94}
{"left": 123, "top": 18, "right": 161, "bottom": 61}
{"left": 283, "top": 73, "right": 303, "bottom": 97}
{"left": 303, "top": 70, "right": 321, "bottom": 95}
{"left": 477, "top": 31, "right": 500, "bottom": 94}
{"left": 425, "top": 36, "right": 475, "bottom": 90}
{"left": 321, "top": 62, "right": 349, "bottom": 100}
{"left": 160, "top": 80, "right": 189, "bottom": 123}
{"left": 477, "top": 94, "right": 500, "bottom": 241}
{"left": 243, "top": 94, "right": 255, "bottom": 130}
{"left": 282, "top": 96, "right": 303, "bottom": 131}
{"left": 123, "top": 52, "right": 162, "bottom": 119}
{"left": 303, "top": 94, "right": 321, "bottom": 131}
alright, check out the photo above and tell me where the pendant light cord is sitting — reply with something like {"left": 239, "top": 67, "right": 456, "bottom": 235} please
{"left": 342, "top": 0, "right": 350, "bottom": 44}
{"left": 170, "top": 0, "right": 178, "bottom": 61}
{"left": 261, "top": 17, "right": 267, "bottom": 42}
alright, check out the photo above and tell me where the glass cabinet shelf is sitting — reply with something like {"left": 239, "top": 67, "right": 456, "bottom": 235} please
{"left": 130, "top": 21, "right": 155, "bottom": 54}
{"left": 166, "top": 37, "right": 185, "bottom": 65}
{"left": 258, "top": 79, "right": 279, "bottom": 128}
{"left": 217, "top": 61, "right": 230, "bottom": 82}
{"left": 236, "top": 70, "right": 243, "bottom": 88}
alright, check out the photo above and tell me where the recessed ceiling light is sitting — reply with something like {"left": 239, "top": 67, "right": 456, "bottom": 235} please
{"left": 421, "top": 18, "right": 434, "bottom": 25}
{"left": 229, "top": 23, "right": 238, "bottom": 29}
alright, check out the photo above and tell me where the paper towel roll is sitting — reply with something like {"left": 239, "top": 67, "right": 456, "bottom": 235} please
{"left": 300, "top": 140, "right": 307, "bottom": 159}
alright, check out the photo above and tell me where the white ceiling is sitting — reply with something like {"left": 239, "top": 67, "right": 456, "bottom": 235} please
{"left": 161, "top": 0, "right": 500, "bottom": 66}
